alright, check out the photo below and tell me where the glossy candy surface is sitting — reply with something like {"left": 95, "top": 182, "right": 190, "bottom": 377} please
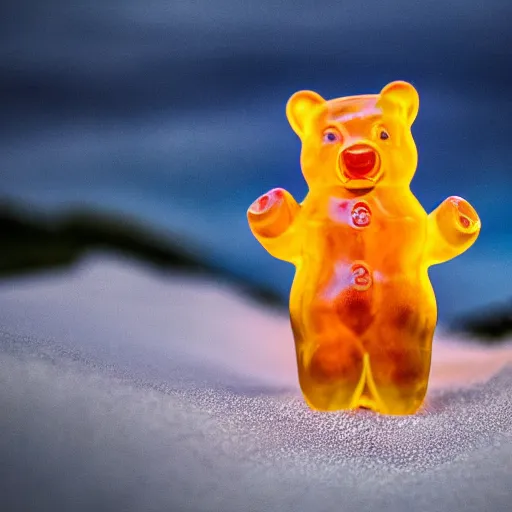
{"left": 247, "top": 81, "right": 481, "bottom": 415}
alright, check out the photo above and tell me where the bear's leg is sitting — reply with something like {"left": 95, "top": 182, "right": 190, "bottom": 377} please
{"left": 364, "top": 301, "right": 435, "bottom": 415}
{"left": 367, "top": 346, "right": 430, "bottom": 415}
{"left": 296, "top": 316, "right": 366, "bottom": 411}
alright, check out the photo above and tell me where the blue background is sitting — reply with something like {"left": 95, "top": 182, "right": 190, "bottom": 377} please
{"left": 1, "top": 0, "right": 511, "bottom": 323}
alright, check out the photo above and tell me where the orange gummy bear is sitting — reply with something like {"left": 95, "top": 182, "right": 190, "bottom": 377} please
{"left": 247, "top": 81, "right": 481, "bottom": 415}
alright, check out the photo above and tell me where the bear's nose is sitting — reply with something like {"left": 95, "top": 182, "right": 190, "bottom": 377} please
{"left": 341, "top": 144, "right": 378, "bottom": 178}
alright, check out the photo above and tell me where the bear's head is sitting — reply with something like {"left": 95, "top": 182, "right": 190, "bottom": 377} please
{"left": 286, "top": 81, "right": 419, "bottom": 192}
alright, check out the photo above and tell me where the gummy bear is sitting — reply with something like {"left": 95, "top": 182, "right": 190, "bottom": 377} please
{"left": 247, "top": 81, "right": 481, "bottom": 415}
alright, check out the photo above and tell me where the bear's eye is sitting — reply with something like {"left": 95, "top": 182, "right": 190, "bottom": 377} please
{"left": 379, "top": 129, "right": 390, "bottom": 140}
{"left": 322, "top": 129, "right": 341, "bottom": 144}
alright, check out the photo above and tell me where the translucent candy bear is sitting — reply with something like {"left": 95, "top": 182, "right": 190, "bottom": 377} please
{"left": 247, "top": 81, "right": 481, "bottom": 415}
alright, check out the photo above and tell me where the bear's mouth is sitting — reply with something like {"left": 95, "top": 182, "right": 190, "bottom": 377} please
{"left": 339, "top": 144, "right": 381, "bottom": 189}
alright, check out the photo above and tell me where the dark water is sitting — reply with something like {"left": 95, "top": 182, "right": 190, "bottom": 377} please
{"left": 1, "top": 0, "right": 511, "bottom": 322}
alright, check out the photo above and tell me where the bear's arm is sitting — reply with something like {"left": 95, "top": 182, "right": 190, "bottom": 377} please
{"left": 247, "top": 188, "right": 301, "bottom": 263}
{"left": 425, "top": 196, "right": 481, "bottom": 266}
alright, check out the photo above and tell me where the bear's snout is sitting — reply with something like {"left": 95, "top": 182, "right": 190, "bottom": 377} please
{"left": 341, "top": 144, "right": 379, "bottom": 179}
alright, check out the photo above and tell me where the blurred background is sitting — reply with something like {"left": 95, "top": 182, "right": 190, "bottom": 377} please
{"left": 1, "top": 0, "right": 511, "bottom": 334}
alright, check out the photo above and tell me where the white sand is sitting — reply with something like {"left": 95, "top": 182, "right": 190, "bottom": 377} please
{"left": 0, "top": 255, "right": 511, "bottom": 511}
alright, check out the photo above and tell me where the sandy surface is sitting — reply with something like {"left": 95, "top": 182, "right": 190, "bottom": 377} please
{"left": 0, "top": 256, "right": 511, "bottom": 512}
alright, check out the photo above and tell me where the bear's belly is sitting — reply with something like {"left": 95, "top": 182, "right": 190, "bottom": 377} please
{"left": 289, "top": 241, "right": 436, "bottom": 414}
{"left": 290, "top": 256, "right": 433, "bottom": 339}
{"left": 291, "top": 213, "right": 428, "bottom": 323}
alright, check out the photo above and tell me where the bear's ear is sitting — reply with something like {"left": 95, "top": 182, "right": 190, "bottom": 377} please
{"left": 378, "top": 81, "right": 419, "bottom": 126}
{"left": 286, "top": 90, "right": 325, "bottom": 138}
